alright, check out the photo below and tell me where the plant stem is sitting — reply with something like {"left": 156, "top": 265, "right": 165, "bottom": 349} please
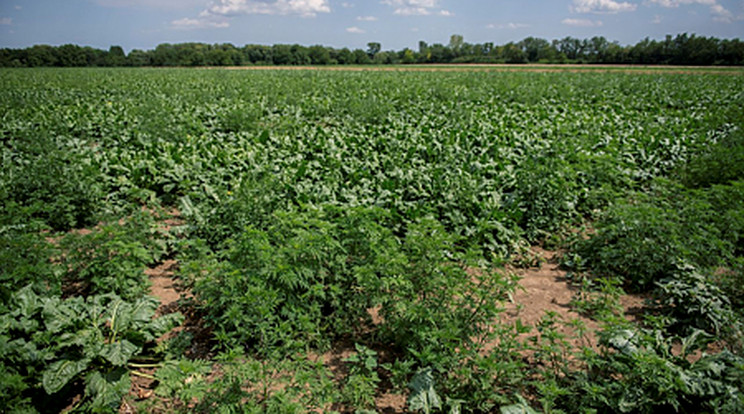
{"left": 130, "top": 370, "right": 157, "bottom": 380}
{"left": 128, "top": 362, "right": 163, "bottom": 368}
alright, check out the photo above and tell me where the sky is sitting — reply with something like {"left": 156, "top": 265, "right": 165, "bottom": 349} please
{"left": 0, "top": 0, "right": 743, "bottom": 52}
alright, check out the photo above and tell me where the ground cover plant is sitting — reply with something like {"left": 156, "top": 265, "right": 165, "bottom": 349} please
{"left": 1, "top": 67, "right": 743, "bottom": 413}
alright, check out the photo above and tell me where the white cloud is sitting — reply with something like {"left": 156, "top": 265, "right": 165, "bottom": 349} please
{"left": 205, "top": 0, "right": 331, "bottom": 17}
{"left": 93, "top": 0, "right": 205, "bottom": 9}
{"left": 710, "top": 3, "right": 734, "bottom": 21}
{"left": 14, "top": 5, "right": 21, "bottom": 10}
{"left": 381, "top": 0, "right": 450, "bottom": 16}
{"left": 647, "top": 0, "right": 737, "bottom": 23}
{"left": 571, "top": 0, "right": 637, "bottom": 13}
{"left": 652, "top": 14, "right": 662, "bottom": 22}
{"left": 0, "top": 17, "right": 12, "bottom": 25}
{"left": 171, "top": 17, "right": 230, "bottom": 29}
{"left": 647, "top": 0, "right": 715, "bottom": 6}
{"left": 487, "top": 22, "right": 530, "bottom": 29}
{"left": 356, "top": 15, "right": 378, "bottom": 21}
{"left": 346, "top": 26, "right": 365, "bottom": 33}
{"left": 562, "top": 18, "right": 604, "bottom": 26}
{"left": 341, "top": 1, "right": 353, "bottom": 7}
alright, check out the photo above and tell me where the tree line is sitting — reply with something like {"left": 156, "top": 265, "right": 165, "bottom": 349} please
{"left": 1, "top": 34, "right": 743, "bottom": 67}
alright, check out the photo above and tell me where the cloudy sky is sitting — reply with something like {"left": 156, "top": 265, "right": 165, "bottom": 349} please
{"left": 1, "top": 0, "right": 743, "bottom": 52}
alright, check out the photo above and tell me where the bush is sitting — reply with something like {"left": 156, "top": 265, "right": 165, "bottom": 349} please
{"left": 655, "top": 264, "right": 741, "bottom": 340}
{"left": 0, "top": 136, "right": 102, "bottom": 231}
{"left": 59, "top": 210, "right": 163, "bottom": 301}
{"left": 680, "top": 125, "right": 744, "bottom": 188}
{"left": 575, "top": 180, "right": 736, "bottom": 291}
{"left": 190, "top": 206, "right": 400, "bottom": 353}
{"left": 0, "top": 222, "right": 61, "bottom": 309}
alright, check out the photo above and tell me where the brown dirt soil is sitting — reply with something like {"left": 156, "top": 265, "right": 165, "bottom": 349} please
{"left": 501, "top": 247, "right": 647, "bottom": 347}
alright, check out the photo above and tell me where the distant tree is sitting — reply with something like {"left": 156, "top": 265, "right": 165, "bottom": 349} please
{"left": 27, "top": 45, "right": 58, "bottom": 66}
{"left": 449, "top": 34, "right": 464, "bottom": 54}
{"left": 333, "top": 47, "right": 353, "bottom": 64}
{"left": 272, "top": 44, "right": 292, "bottom": 65}
{"left": 2, "top": 34, "right": 742, "bottom": 68}
{"left": 366, "top": 42, "right": 381, "bottom": 59}
{"left": 353, "top": 48, "right": 371, "bottom": 64}
{"left": 127, "top": 49, "right": 151, "bottom": 66}
{"left": 400, "top": 48, "right": 416, "bottom": 64}
{"left": 308, "top": 45, "right": 331, "bottom": 65}
{"left": 106, "top": 45, "right": 126, "bottom": 66}
{"left": 519, "top": 37, "right": 551, "bottom": 62}
{"left": 504, "top": 42, "right": 527, "bottom": 63}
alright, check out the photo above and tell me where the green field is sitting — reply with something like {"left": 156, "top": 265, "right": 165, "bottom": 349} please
{"left": 2, "top": 68, "right": 743, "bottom": 413}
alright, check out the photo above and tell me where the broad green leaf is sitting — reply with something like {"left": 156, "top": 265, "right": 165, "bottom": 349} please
{"left": 42, "top": 358, "right": 91, "bottom": 394}
{"left": 408, "top": 367, "right": 442, "bottom": 414}
{"left": 86, "top": 368, "right": 131, "bottom": 411}
{"left": 100, "top": 340, "right": 138, "bottom": 366}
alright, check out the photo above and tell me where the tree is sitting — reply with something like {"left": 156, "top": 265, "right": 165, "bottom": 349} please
{"left": 366, "top": 42, "right": 381, "bottom": 59}
{"left": 353, "top": 49, "right": 371, "bottom": 64}
{"left": 106, "top": 45, "right": 126, "bottom": 66}
{"left": 308, "top": 45, "right": 331, "bottom": 65}
{"left": 127, "top": 49, "right": 151, "bottom": 66}
{"left": 449, "top": 34, "right": 464, "bottom": 53}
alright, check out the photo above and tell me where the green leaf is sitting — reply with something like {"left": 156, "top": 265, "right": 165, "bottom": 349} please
{"left": 607, "top": 329, "right": 639, "bottom": 356}
{"left": 500, "top": 394, "right": 540, "bottom": 414}
{"left": 100, "top": 340, "right": 138, "bottom": 366}
{"left": 408, "top": 367, "right": 442, "bottom": 414}
{"left": 86, "top": 368, "right": 131, "bottom": 411}
{"left": 42, "top": 358, "right": 91, "bottom": 394}
{"left": 129, "top": 296, "right": 159, "bottom": 327}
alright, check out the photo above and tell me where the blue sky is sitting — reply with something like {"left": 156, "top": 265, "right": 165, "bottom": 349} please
{"left": 1, "top": 0, "right": 743, "bottom": 52}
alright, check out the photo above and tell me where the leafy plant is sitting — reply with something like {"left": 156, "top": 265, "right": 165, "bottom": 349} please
{"left": 0, "top": 222, "right": 62, "bottom": 310}
{"left": 166, "top": 349, "right": 338, "bottom": 413}
{"left": 377, "top": 217, "right": 518, "bottom": 369}
{"left": 573, "top": 180, "right": 735, "bottom": 291}
{"left": 60, "top": 210, "right": 163, "bottom": 301}
{"left": 0, "top": 287, "right": 182, "bottom": 413}
{"left": 407, "top": 367, "right": 442, "bottom": 414}
{"left": 0, "top": 134, "right": 102, "bottom": 231}
{"left": 655, "top": 264, "right": 741, "bottom": 340}
{"left": 342, "top": 344, "right": 381, "bottom": 410}
{"left": 190, "top": 206, "right": 400, "bottom": 353}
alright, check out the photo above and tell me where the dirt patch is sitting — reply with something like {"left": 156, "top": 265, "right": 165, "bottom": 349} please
{"left": 500, "top": 247, "right": 648, "bottom": 351}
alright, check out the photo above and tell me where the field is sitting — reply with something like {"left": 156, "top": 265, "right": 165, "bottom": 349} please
{"left": 1, "top": 67, "right": 743, "bottom": 413}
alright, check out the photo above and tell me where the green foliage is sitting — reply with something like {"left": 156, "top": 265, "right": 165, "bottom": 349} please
{"left": 680, "top": 125, "right": 744, "bottom": 188}
{"left": 655, "top": 265, "right": 742, "bottom": 340}
{"left": 377, "top": 218, "right": 517, "bottom": 367}
{"left": 509, "top": 155, "right": 580, "bottom": 241}
{"left": 190, "top": 206, "right": 399, "bottom": 353}
{"left": 407, "top": 367, "right": 442, "bottom": 414}
{"left": 574, "top": 180, "right": 740, "bottom": 290}
{"left": 342, "top": 344, "right": 381, "bottom": 410}
{"left": 2, "top": 68, "right": 743, "bottom": 413}
{"left": 153, "top": 359, "right": 212, "bottom": 403}
{"left": 59, "top": 211, "right": 163, "bottom": 301}
{"left": 0, "top": 287, "right": 181, "bottom": 413}
{"left": 560, "top": 326, "right": 744, "bottom": 414}
{"left": 0, "top": 222, "right": 61, "bottom": 309}
{"left": 158, "top": 350, "right": 337, "bottom": 413}
{"left": 0, "top": 134, "right": 102, "bottom": 231}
